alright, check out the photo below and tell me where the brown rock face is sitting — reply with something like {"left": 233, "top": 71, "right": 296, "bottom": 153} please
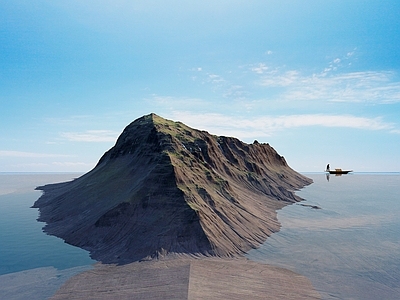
{"left": 33, "top": 113, "right": 312, "bottom": 263}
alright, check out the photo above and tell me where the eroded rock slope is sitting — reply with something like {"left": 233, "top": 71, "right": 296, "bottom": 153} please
{"left": 33, "top": 113, "right": 312, "bottom": 263}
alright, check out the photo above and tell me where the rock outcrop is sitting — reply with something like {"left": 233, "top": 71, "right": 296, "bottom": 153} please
{"left": 33, "top": 113, "right": 312, "bottom": 263}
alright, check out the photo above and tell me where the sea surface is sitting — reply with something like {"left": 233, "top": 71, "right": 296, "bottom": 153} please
{"left": 0, "top": 173, "right": 399, "bottom": 299}
{"left": 247, "top": 172, "right": 400, "bottom": 300}
{"left": 0, "top": 173, "right": 94, "bottom": 300}
{"left": 0, "top": 173, "right": 94, "bottom": 275}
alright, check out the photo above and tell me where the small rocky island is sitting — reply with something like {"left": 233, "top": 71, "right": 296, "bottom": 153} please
{"left": 33, "top": 113, "right": 312, "bottom": 263}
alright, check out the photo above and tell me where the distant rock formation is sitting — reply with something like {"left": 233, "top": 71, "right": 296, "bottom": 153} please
{"left": 33, "top": 113, "right": 312, "bottom": 263}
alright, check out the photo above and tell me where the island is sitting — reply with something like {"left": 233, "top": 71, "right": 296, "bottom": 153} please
{"left": 33, "top": 113, "right": 320, "bottom": 299}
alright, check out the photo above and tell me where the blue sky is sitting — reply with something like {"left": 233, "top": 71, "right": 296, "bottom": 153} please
{"left": 1, "top": 0, "right": 400, "bottom": 172}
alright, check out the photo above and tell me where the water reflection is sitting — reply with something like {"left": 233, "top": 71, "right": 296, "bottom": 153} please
{"left": 0, "top": 173, "right": 94, "bottom": 276}
{"left": 247, "top": 173, "right": 400, "bottom": 300}
{"left": 325, "top": 172, "right": 353, "bottom": 181}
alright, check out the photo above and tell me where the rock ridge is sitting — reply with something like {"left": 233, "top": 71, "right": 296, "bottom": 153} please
{"left": 33, "top": 113, "right": 312, "bottom": 263}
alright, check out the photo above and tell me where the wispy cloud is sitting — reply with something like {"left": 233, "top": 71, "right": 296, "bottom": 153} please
{"left": 60, "top": 130, "right": 119, "bottom": 142}
{"left": 171, "top": 111, "right": 397, "bottom": 139}
{"left": 7, "top": 161, "right": 93, "bottom": 172}
{"left": 44, "top": 115, "right": 96, "bottom": 126}
{"left": 189, "top": 67, "right": 247, "bottom": 100}
{"left": 51, "top": 161, "right": 94, "bottom": 168}
{"left": 390, "top": 129, "right": 400, "bottom": 134}
{"left": 191, "top": 51, "right": 400, "bottom": 106}
{"left": 255, "top": 69, "right": 400, "bottom": 104}
{"left": 208, "top": 74, "right": 225, "bottom": 84}
{"left": 251, "top": 63, "right": 269, "bottom": 74}
{"left": 0, "top": 151, "right": 72, "bottom": 158}
{"left": 258, "top": 70, "right": 300, "bottom": 87}
{"left": 150, "top": 95, "right": 206, "bottom": 107}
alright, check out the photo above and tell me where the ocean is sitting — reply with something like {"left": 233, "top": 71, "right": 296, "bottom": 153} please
{"left": 247, "top": 172, "right": 400, "bottom": 299}
{"left": 0, "top": 173, "right": 94, "bottom": 276}
{"left": 0, "top": 172, "right": 399, "bottom": 299}
{"left": 0, "top": 173, "right": 94, "bottom": 300}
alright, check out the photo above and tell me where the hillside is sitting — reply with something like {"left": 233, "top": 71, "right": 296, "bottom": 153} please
{"left": 33, "top": 113, "right": 312, "bottom": 263}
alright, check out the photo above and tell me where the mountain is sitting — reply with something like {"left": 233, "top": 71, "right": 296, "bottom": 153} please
{"left": 33, "top": 113, "right": 312, "bottom": 263}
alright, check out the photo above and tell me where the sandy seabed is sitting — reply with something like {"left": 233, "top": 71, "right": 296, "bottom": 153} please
{"left": 0, "top": 265, "right": 92, "bottom": 300}
{"left": 48, "top": 257, "right": 320, "bottom": 300}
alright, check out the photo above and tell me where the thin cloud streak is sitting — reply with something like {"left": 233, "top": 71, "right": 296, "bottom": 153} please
{"left": 257, "top": 69, "right": 400, "bottom": 104}
{"left": 51, "top": 162, "right": 94, "bottom": 167}
{"left": 192, "top": 55, "right": 400, "bottom": 106}
{"left": 60, "top": 130, "right": 119, "bottom": 142}
{"left": 171, "top": 112, "right": 396, "bottom": 139}
{"left": 0, "top": 151, "right": 72, "bottom": 158}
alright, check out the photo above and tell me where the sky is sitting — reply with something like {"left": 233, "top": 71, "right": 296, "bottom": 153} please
{"left": 1, "top": 0, "right": 400, "bottom": 173}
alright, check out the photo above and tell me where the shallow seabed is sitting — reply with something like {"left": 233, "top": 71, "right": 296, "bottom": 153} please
{"left": 247, "top": 173, "right": 400, "bottom": 300}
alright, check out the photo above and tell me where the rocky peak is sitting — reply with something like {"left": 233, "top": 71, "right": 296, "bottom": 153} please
{"left": 33, "top": 114, "right": 312, "bottom": 263}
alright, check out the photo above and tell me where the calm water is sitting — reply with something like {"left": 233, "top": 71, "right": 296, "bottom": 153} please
{"left": 247, "top": 173, "right": 400, "bottom": 300}
{"left": 0, "top": 173, "right": 94, "bottom": 276}
{"left": 1, "top": 173, "right": 399, "bottom": 299}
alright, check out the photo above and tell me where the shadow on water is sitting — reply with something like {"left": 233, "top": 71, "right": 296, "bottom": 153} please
{"left": 325, "top": 172, "right": 353, "bottom": 181}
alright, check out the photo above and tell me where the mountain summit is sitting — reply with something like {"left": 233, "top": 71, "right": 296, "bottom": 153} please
{"left": 33, "top": 113, "right": 312, "bottom": 263}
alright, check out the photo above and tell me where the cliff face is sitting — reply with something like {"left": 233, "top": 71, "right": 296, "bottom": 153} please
{"left": 33, "top": 113, "right": 312, "bottom": 263}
